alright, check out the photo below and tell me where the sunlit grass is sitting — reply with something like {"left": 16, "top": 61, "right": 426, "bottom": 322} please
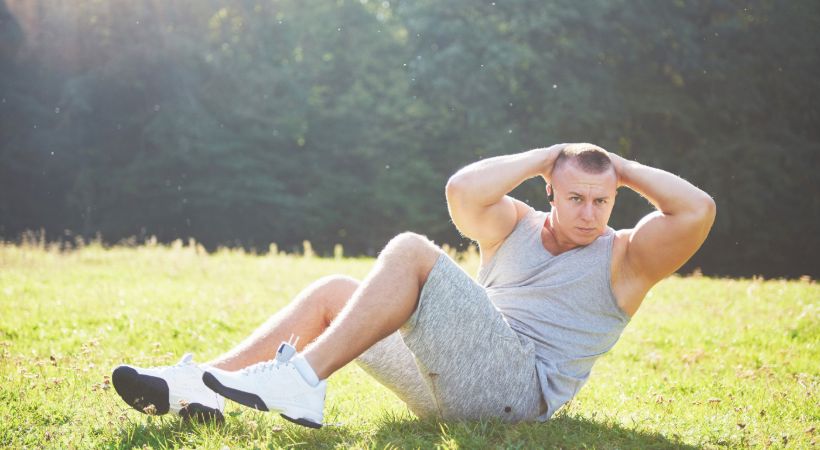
{"left": 0, "top": 239, "right": 817, "bottom": 448}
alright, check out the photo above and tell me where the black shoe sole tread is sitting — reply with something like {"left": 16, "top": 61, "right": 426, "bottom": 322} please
{"left": 112, "top": 365, "right": 223, "bottom": 422}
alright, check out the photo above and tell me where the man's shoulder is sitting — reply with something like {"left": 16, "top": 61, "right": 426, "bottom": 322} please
{"left": 479, "top": 204, "right": 542, "bottom": 266}
{"left": 509, "top": 203, "right": 543, "bottom": 237}
{"left": 516, "top": 203, "right": 542, "bottom": 221}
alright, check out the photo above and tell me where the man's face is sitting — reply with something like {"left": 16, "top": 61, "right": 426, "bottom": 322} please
{"left": 549, "top": 162, "right": 618, "bottom": 246}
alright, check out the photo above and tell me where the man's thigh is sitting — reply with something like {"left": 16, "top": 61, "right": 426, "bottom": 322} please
{"left": 400, "top": 253, "right": 544, "bottom": 422}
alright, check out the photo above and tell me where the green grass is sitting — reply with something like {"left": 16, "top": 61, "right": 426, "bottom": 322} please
{"left": 0, "top": 240, "right": 817, "bottom": 449}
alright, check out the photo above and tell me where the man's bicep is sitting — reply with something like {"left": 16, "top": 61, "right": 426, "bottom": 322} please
{"left": 624, "top": 211, "right": 712, "bottom": 283}
{"left": 447, "top": 195, "right": 527, "bottom": 247}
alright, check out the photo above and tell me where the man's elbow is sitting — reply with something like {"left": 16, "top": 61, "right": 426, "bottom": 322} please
{"left": 676, "top": 192, "right": 716, "bottom": 236}
{"left": 695, "top": 193, "right": 717, "bottom": 230}
{"left": 701, "top": 193, "right": 716, "bottom": 218}
{"left": 445, "top": 175, "right": 465, "bottom": 199}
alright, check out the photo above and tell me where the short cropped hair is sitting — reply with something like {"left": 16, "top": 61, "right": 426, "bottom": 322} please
{"left": 554, "top": 143, "right": 613, "bottom": 174}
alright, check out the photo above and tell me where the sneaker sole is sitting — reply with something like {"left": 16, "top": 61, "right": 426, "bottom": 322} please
{"left": 112, "top": 366, "right": 224, "bottom": 422}
{"left": 280, "top": 413, "right": 322, "bottom": 429}
{"left": 202, "top": 372, "right": 322, "bottom": 429}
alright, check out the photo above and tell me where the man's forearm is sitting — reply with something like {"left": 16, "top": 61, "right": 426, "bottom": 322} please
{"left": 447, "top": 147, "right": 558, "bottom": 207}
{"left": 615, "top": 156, "right": 714, "bottom": 217}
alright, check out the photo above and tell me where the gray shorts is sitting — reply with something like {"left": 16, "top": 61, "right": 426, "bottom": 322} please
{"left": 356, "top": 253, "right": 546, "bottom": 422}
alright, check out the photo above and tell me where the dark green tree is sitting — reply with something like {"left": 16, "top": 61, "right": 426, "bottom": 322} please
{"left": 1, "top": 0, "right": 817, "bottom": 275}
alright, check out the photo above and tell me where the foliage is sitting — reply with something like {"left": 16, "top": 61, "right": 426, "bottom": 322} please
{"left": 1, "top": 0, "right": 818, "bottom": 276}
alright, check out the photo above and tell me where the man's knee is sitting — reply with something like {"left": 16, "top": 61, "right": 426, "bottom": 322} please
{"left": 381, "top": 232, "right": 442, "bottom": 284}
{"left": 314, "top": 274, "right": 360, "bottom": 293}
{"left": 383, "top": 232, "right": 440, "bottom": 258}
{"left": 304, "top": 275, "right": 360, "bottom": 323}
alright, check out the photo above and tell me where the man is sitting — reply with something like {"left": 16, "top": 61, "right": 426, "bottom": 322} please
{"left": 112, "top": 143, "right": 716, "bottom": 428}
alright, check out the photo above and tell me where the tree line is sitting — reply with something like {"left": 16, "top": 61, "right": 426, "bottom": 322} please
{"left": 1, "top": 0, "right": 818, "bottom": 277}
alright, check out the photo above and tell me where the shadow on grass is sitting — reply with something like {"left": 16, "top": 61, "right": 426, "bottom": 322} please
{"left": 110, "top": 411, "right": 699, "bottom": 449}
{"left": 364, "top": 413, "right": 700, "bottom": 449}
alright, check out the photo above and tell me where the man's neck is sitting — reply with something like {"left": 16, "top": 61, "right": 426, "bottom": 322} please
{"left": 543, "top": 212, "right": 581, "bottom": 255}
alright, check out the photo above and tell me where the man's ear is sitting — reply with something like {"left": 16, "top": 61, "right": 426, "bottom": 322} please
{"left": 546, "top": 183, "right": 554, "bottom": 203}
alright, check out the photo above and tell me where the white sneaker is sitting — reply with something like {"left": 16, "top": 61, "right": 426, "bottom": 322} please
{"left": 112, "top": 353, "right": 225, "bottom": 421}
{"left": 202, "top": 342, "right": 326, "bottom": 428}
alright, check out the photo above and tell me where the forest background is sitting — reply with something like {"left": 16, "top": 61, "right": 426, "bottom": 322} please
{"left": 1, "top": 0, "right": 818, "bottom": 277}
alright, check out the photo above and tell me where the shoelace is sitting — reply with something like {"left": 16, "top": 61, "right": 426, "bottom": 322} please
{"left": 241, "top": 359, "right": 281, "bottom": 376}
{"left": 239, "top": 333, "right": 302, "bottom": 376}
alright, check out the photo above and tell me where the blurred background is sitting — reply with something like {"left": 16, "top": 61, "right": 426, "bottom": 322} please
{"left": 0, "top": 0, "right": 817, "bottom": 277}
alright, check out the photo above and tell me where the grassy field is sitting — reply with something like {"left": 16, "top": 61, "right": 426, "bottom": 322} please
{"left": 0, "top": 240, "right": 817, "bottom": 449}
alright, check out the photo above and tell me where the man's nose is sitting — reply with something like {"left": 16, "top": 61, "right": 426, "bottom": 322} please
{"left": 580, "top": 203, "right": 594, "bottom": 221}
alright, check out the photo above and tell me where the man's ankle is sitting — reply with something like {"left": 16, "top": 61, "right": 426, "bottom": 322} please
{"left": 291, "top": 354, "right": 320, "bottom": 387}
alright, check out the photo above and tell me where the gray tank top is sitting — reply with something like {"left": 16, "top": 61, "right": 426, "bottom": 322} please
{"left": 477, "top": 207, "right": 631, "bottom": 419}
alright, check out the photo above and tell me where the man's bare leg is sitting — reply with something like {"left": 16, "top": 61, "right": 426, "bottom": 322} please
{"left": 207, "top": 231, "right": 439, "bottom": 375}
{"left": 207, "top": 275, "right": 359, "bottom": 371}
{"left": 111, "top": 274, "right": 366, "bottom": 419}
{"left": 302, "top": 232, "right": 441, "bottom": 379}
{"left": 198, "top": 232, "right": 440, "bottom": 427}
{"left": 113, "top": 233, "right": 438, "bottom": 422}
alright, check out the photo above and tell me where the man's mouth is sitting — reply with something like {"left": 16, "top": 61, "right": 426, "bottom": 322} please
{"left": 576, "top": 227, "right": 596, "bottom": 233}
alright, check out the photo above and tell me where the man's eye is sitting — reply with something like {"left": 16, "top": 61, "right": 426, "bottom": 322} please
{"left": 570, "top": 197, "right": 581, "bottom": 202}
{"left": 595, "top": 199, "right": 607, "bottom": 205}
